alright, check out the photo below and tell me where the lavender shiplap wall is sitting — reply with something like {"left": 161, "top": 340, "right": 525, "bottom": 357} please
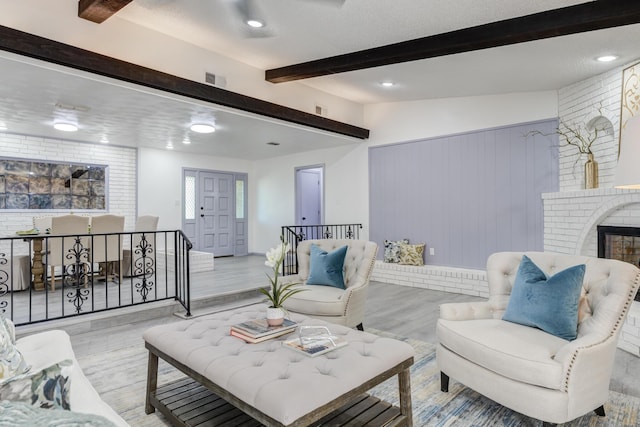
{"left": 369, "top": 119, "right": 559, "bottom": 269}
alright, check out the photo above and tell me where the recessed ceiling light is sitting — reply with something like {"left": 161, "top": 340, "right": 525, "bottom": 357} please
{"left": 597, "top": 55, "right": 618, "bottom": 62}
{"left": 166, "top": 142, "right": 174, "bottom": 150}
{"left": 246, "top": 19, "right": 264, "bottom": 28}
{"left": 53, "top": 122, "right": 78, "bottom": 132}
{"left": 182, "top": 136, "right": 191, "bottom": 145}
{"left": 190, "top": 123, "right": 216, "bottom": 133}
{"left": 0, "top": 122, "right": 7, "bottom": 131}
{"left": 100, "top": 135, "right": 109, "bottom": 144}
{"left": 380, "top": 81, "right": 395, "bottom": 87}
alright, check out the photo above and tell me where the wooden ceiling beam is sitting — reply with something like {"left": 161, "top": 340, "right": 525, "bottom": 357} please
{"left": 0, "top": 25, "right": 369, "bottom": 139}
{"left": 78, "top": 0, "right": 133, "bottom": 23}
{"left": 266, "top": 0, "right": 640, "bottom": 83}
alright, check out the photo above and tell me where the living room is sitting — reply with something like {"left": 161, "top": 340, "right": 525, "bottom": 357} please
{"left": 2, "top": 1, "right": 640, "bottom": 426}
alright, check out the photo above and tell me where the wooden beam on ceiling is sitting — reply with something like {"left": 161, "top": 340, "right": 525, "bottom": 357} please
{"left": 266, "top": 0, "right": 640, "bottom": 83}
{"left": 78, "top": 0, "right": 133, "bottom": 23}
{"left": 0, "top": 25, "right": 368, "bottom": 139}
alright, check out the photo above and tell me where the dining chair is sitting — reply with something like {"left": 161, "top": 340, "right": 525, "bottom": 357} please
{"left": 46, "top": 215, "right": 91, "bottom": 291}
{"left": 0, "top": 254, "right": 31, "bottom": 291}
{"left": 32, "top": 215, "right": 53, "bottom": 233}
{"left": 123, "top": 215, "right": 159, "bottom": 277}
{"left": 89, "top": 214, "right": 125, "bottom": 284}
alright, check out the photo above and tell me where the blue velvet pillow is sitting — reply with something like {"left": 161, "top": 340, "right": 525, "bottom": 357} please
{"left": 502, "top": 255, "right": 585, "bottom": 341}
{"left": 306, "top": 244, "right": 348, "bottom": 289}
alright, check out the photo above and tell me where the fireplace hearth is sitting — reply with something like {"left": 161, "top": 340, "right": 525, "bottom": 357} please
{"left": 598, "top": 225, "right": 640, "bottom": 302}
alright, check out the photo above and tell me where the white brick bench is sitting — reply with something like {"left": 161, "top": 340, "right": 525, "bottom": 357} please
{"left": 156, "top": 249, "right": 214, "bottom": 273}
{"left": 371, "top": 260, "right": 489, "bottom": 297}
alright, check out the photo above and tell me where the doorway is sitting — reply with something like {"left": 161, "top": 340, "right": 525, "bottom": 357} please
{"left": 295, "top": 165, "right": 324, "bottom": 226}
{"left": 182, "top": 169, "right": 248, "bottom": 256}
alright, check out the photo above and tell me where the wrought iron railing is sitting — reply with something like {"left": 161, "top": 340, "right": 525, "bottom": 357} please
{"left": 280, "top": 224, "right": 363, "bottom": 275}
{"left": 0, "top": 230, "right": 192, "bottom": 326}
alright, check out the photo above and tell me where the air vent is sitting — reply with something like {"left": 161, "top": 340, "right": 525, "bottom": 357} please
{"left": 205, "top": 72, "right": 227, "bottom": 88}
{"left": 55, "top": 103, "right": 90, "bottom": 112}
{"left": 315, "top": 104, "right": 327, "bottom": 116}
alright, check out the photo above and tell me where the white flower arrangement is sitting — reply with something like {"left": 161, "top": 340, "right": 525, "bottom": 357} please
{"left": 260, "top": 236, "right": 305, "bottom": 308}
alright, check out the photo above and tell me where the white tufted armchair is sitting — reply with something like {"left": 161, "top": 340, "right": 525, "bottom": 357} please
{"left": 282, "top": 239, "right": 378, "bottom": 330}
{"left": 436, "top": 252, "right": 640, "bottom": 426}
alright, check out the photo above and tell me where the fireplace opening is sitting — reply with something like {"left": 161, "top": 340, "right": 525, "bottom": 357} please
{"left": 597, "top": 225, "right": 640, "bottom": 302}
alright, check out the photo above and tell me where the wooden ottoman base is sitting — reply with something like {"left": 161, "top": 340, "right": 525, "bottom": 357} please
{"left": 150, "top": 376, "right": 408, "bottom": 427}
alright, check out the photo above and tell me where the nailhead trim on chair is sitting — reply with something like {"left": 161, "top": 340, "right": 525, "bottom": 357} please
{"left": 563, "top": 270, "right": 640, "bottom": 392}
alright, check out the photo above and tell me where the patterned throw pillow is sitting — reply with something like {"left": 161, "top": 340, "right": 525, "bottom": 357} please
{"left": 0, "top": 401, "right": 118, "bottom": 427}
{"left": 383, "top": 239, "right": 409, "bottom": 263}
{"left": 0, "top": 359, "right": 73, "bottom": 410}
{"left": 398, "top": 243, "right": 425, "bottom": 266}
{"left": 0, "top": 315, "right": 30, "bottom": 381}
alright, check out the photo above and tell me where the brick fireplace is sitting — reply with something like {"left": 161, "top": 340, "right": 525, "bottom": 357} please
{"left": 544, "top": 188, "right": 640, "bottom": 356}
{"left": 598, "top": 225, "right": 640, "bottom": 302}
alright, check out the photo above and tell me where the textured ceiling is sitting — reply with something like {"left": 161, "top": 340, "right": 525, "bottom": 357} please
{"left": 2, "top": 0, "right": 639, "bottom": 158}
{"left": 117, "top": 0, "right": 640, "bottom": 103}
{"left": 0, "top": 52, "right": 357, "bottom": 159}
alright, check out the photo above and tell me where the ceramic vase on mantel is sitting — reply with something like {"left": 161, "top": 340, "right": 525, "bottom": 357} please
{"left": 266, "top": 307, "right": 285, "bottom": 326}
{"left": 584, "top": 153, "right": 599, "bottom": 189}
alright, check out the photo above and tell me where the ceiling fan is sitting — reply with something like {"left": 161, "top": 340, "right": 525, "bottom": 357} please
{"left": 133, "top": 0, "right": 345, "bottom": 38}
{"left": 229, "top": 0, "right": 346, "bottom": 38}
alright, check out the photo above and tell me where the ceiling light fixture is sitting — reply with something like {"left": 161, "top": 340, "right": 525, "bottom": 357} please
{"left": 0, "top": 122, "right": 7, "bottom": 131}
{"left": 182, "top": 136, "right": 191, "bottom": 145}
{"left": 100, "top": 135, "right": 109, "bottom": 144}
{"left": 166, "top": 142, "right": 174, "bottom": 150}
{"left": 597, "top": 55, "right": 618, "bottom": 62}
{"left": 246, "top": 19, "right": 264, "bottom": 28}
{"left": 380, "top": 81, "right": 395, "bottom": 88}
{"left": 190, "top": 123, "right": 216, "bottom": 134}
{"left": 53, "top": 122, "right": 78, "bottom": 132}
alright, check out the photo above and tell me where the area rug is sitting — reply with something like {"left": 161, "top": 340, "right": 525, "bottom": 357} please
{"left": 368, "top": 330, "right": 640, "bottom": 427}
{"left": 79, "top": 331, "right": 640, "bottom": 426}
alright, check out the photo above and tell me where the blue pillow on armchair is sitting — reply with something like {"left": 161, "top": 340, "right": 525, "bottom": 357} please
{"left": 502, "top": 255, "right": 585, "bottom": 341}
{"left": 307, "top": 244, "right": 348, "bottom": 289}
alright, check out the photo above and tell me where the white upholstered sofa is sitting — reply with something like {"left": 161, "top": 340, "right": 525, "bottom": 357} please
{"left": 437, "top": 251, "right": 640, "bottom": 426}
{"left": 282, "top": 239, "right": 378, "bottom": 330}
{"left": 10, "top": 324, "right": 129, "bottom": 426}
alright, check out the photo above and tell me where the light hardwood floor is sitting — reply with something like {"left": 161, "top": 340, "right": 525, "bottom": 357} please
{"left": 16, "top": 254, "right": 640, "bottom": 402}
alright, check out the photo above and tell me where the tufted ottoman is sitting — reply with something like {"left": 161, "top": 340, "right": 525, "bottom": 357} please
{"left": 144, "top": 304, "right": 414, "bottom": 426}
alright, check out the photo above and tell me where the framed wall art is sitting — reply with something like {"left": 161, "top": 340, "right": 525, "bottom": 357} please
{"left": 620, "top": 62, "right": 640, "bottom": 135}
{"left": 0, "top": 157, "right": 107, "bottom": 210}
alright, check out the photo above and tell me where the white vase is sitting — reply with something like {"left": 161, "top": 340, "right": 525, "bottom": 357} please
{"left": 266, "top": 307, "right": 285, "bottom": 326}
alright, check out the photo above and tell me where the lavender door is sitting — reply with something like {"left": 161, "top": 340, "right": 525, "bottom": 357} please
{"left": 199, "top": 172, "right": 233, "bottom": 256}
{"left": 295, "top": 167, "right": 323, "bottom": 226}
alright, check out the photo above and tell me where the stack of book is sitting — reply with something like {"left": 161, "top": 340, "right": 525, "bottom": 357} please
{"left": 230, "top": 318, "right": 298, "bottom": 343}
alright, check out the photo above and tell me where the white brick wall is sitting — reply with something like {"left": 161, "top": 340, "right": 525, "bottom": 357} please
{"left": 371, "top": 261, "right": 489, "bottom": 298}
{"left": 546, "top": 58, "right": 640, "bottom": 357}
{"left": 621, "top": 305, "right": 640, "bottom": 357}
{"left": 0, "top": 133, "right": 137, "bottom": 254}
{"left": 557, "top": 60, "right": 636, "bottom": 191}
{"left": 543, "top": 189, "right": 640, "bottom": 255}
{"left": 157, "top": 250, "right": 214, "bottom": 273}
